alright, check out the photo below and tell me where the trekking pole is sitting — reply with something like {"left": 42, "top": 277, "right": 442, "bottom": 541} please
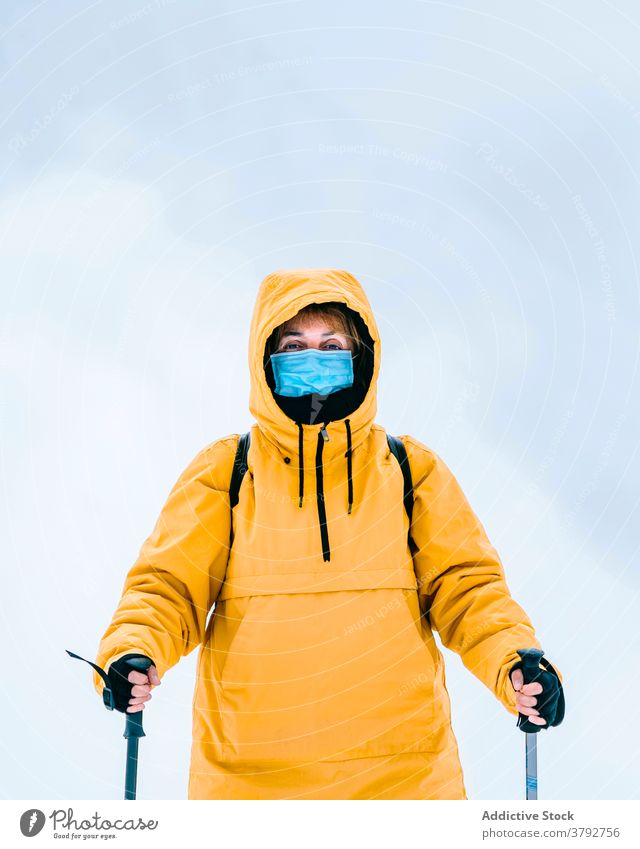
{"left": 66, "top": 650, "right": 152, "bottom": 800}
{"left": 525, "top": 728, "right": 538, "bottom": 800}
{"left": 122, "top": 656, "right": 152, "bottom": 800}
{"left": 515, "top": 648, "right": 545, "bottom": 801}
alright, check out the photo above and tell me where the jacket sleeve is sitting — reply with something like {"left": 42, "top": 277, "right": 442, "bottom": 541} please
{"left": 92, "top": 435, "right": 238, "bottom": 698}
{"left": 402, "top": 434, "right": 560, "bottom": 717}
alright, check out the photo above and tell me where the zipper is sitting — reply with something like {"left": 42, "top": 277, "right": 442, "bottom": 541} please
{"left": 316, "top": 424, "right": 331, "bottom": 561}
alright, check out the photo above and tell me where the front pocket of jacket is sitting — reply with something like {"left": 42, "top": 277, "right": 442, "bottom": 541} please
{"left": 215, "top": 588, "right": 438, "bottom": 764}
{"left": 211, "top": 596, "right": 255, "bottom": 683}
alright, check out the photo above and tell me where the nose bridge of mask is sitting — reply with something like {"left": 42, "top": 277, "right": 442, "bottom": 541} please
{"left": 270, "top": 348, "right": 354, "bottom": 397}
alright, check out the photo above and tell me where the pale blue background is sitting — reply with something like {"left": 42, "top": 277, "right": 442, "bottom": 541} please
{"left": 1, "top": 0, "right": 638, "bottom": 800}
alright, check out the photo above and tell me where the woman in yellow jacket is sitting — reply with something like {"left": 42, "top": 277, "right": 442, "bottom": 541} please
{"left": 93, "top": 268, "right": 563, "bottom": 799}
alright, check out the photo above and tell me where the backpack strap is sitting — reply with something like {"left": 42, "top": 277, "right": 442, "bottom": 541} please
{"left": 228, "top": 431, "right": 250, "bottom": 550}
{"left": 230, "top": 431, "right": 251, "bottom": 510}
{"left": 386, "top": 434, "right": 414, "bottom": 523}
{"left": 387, "top": 433, "right": 418, "bottom": 555}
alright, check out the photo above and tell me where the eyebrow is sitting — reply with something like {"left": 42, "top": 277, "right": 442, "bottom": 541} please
{"left": 281, "top": 330, "right": 342, "bottom": 338}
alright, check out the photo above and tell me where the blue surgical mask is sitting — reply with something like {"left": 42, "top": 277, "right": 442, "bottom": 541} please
{"left": 270, "top": 349, "right": 354, "bottom": 397}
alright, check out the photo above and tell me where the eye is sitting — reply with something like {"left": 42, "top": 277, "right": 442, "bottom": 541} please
{"left": 323, "top": 343, "right": 346, "bottom": 350}
{"left": 281, "top": 342, "right": 303, "bottom": 351}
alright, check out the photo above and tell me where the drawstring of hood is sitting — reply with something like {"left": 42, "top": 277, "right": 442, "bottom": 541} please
{"left": 344, "top": 419, "right": 353, "bottom": 513}
{"left": 315, "top": 424, "right": 330, "bottom": 561}
{"left": 293, "top": 418, "right": 355, "bottom": 561}
{"left": 345, "top": 418, "right": 353, "bottom": 514}
{"left": 296, "top": 421, "right": 304, "bottom": 507}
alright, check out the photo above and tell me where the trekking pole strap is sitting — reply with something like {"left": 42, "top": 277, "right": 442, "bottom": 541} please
{"left": 66, "top": 649, "right": 115, "bottom": 711}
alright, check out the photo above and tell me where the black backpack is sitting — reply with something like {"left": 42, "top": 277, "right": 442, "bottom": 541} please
{"left": 229, "top": 431, "right": 415, "bottom": 547}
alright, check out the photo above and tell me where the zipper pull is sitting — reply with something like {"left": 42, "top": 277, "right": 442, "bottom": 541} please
{"left": 320, "top": 425, "right": 330, "bottom": 442}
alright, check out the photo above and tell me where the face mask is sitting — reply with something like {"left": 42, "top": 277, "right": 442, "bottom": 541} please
{"left": 270, "top": 349, "right": 354, "bottom": 397}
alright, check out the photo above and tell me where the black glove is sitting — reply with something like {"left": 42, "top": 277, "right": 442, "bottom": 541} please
{"left": 509, "top": 650, "right": 565, "bottom": 733}
{"left": 106, "top": 653, "right": 155, "bottom": 714}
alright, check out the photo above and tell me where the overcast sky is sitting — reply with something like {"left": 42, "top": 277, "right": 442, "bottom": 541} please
{"left": 1, "top": 0, "right": 639, "bottom": 801}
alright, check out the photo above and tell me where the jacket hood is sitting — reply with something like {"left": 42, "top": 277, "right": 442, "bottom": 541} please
{"left": 248, "top": 268, "right": 381, "bottom": 464}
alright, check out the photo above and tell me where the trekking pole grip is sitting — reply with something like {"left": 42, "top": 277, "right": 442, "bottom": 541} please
{"left": 513, "top": 647, "right": 551, "bottom": 737}
{"left": 123, "top": 656, "right": 153, "bottom": 740}
{"left": 517, "top": 648, "right": 545, "bottom": 683}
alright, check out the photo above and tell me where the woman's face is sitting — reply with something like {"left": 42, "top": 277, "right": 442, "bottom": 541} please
{"left": 275, "top": 316, "right": 354, "bottom": 354}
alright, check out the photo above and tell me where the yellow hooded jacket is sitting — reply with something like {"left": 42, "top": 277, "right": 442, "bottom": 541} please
{"left": 93, "top": 268, "right": 551, "bottom": 799}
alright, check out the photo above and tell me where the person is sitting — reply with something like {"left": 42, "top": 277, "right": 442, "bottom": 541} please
{"left": 93, "top": 267, "right": 563, "bottom": 800}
